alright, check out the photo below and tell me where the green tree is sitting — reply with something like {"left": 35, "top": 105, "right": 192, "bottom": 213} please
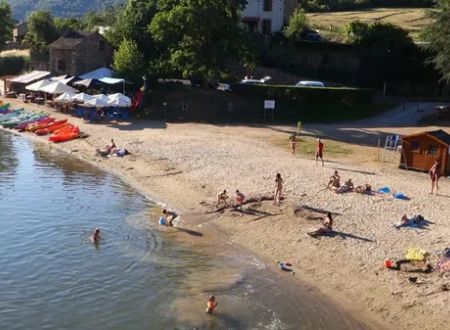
{"left": 343, "top": 20, "right": 369, "bottom": 44}
{"left": 54, "top": 17, "right": 86, "bottom": 35}
{"left": 0, "top": 1, "right": 13, "bottom": 47}
{"left": 423, "top": 0, "right": 450, "bottom": 82}
{"left": 108, "top": 0, "right": 157, "bottom": 58}
{"left": 149, "top": 0, "right": 251, "bottom": 79}
{"left": 23, "top": 11, "right": 59, "bottom": 54}
{"left": 284, "top": 8, "right": 309, "bottom": 41}
{"left": 113, "top": 39, "right": 145, "bottom": 82}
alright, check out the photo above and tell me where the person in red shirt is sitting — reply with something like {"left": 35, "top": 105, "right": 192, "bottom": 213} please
{"left": 315, "top": 138, "right": 324, "bottom": 166}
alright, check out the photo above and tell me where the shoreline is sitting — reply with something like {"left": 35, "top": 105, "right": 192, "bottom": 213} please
{"left": 2, "top": 98, "right": 449, "bottom": 329}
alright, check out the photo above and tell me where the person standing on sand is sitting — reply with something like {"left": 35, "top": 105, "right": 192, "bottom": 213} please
{"left": 290, "top": 134, "right": 298, "bottom": 156}
{"left": 162, "top": 209, "right": 178, "bottom": 227}
{"left": 206, "top": 295, "right": 218, "bottom": 313}
{"left": 429, "top": 160, "right": 441, "bottom": 194}
{"left": 235, "top": 190, "right": 245, "bottom": 215}
{"left": 274, "top": 173, "right": 284, "bottom": 205}
{"left": 315, "top": 138, "right": 324, "bottom": 166}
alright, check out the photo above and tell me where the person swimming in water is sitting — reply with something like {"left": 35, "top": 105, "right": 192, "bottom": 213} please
{"left": 90, "top": 228, "right": 101, "bottom": 243}
{"left": 206, "top": 295, "right": 218, "bottom": 313}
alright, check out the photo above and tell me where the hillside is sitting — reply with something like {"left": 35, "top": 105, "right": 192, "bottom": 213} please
{"left": 306, "top": 7, "right": 431, "bottom": 41}
{"left": 9, "top": 0, "right": 125, "bottom": 20}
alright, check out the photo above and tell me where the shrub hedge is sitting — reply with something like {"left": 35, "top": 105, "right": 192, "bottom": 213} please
{"left": 233, "top": 84, "right": 375, "bottom": 104}
{"left": 0, "top": 56, "right": 29, "bottom": 76}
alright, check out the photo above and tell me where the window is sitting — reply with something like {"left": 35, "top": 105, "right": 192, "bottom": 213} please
{"left": 427, "top": 144, "right": 439, "bottom": 156}
{"left": 99, "top": 40, "right": 105, "bottom": 51}
{"left": 262, "top": 19, "right": 272, "bottom": 35}
{"left": 57, "top": 59, "right": 66, "bottom": 71}
{"left": 410, "top": 140, "right": 419, "bottom": 152}
{"left": 263, "top": 0, "right": 272, "bottom": 11}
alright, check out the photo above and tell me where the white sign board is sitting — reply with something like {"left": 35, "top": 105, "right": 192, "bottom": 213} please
{"left": 264, "top": 100, "right": 275, "bottom": 109}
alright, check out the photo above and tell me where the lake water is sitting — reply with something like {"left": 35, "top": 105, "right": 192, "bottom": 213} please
{"left": 0, "top": 130, "right": 371, "bottom": 329}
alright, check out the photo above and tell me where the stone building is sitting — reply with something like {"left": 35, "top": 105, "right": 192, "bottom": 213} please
{"left": 49, "top": 31, "right": 113, "bottom": 76}
{"left": 13, "top": 22, "right": 27, "bottom": 43}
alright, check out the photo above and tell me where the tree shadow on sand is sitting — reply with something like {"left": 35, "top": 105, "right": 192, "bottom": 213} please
{"left": 174, "top": 227, "right": 204, "bottom": 237}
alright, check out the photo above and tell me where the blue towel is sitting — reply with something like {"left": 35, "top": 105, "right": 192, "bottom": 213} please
{"left": 393, "top": 192, "right": 408, "bottom": 200}
{"left": 378, "top": 186, "right": 390, "bottom": 194}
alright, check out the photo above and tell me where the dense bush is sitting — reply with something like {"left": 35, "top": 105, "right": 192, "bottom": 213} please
{"left": 233, "top": 84, "right": 375, "bottom": 104}
{"left": 0, "top": 56, "right": 29, "bottom": 76}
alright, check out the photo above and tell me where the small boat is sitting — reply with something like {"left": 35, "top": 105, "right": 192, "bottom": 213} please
{"left": 15, "top": 116, "right": 50, "bottom": 130}
{"left": 49, "top": 125, "right": 79, "bottom": 143}
{"left": 28, "top": 118, "right": 64, "bottom": 132}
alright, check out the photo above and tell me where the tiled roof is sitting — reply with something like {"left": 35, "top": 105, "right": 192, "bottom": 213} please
{"left": 50, "top": 31, "right": 96, "bottom": 50}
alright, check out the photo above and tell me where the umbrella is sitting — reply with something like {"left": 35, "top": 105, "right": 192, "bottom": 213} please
{"left": 84, "top": 97, "right": 108, "bottom": 108}
{"left": 72, "top": 92, "right": 94, "bottom": 103}
{"left": 40, "top": 81, "right": 79, "bottom": 94}
{"left": 25, "top": 79, "right": 53, "bottom": 92}
{"left": 93, "top": 94, "right": 110, "bottom": 103}
{"left": 54, "top": 91, "right": 75, "bottom": 103}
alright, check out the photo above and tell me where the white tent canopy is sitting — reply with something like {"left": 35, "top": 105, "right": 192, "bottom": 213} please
{"left": 40, "top": 81, "right": 78, "bottom": 94}
{"left": 99, "top": 77, "right": 124, "bottom": 85}
{"left": 108, "top": 97, "right": 131, "bottom": 107}
{"left": 10, "top": 70, "right": 51, "bottom": 84}
{"left": 25, "top": 79, "right": 53, "bottom": 92}
{"left": 54, "top": 91, "right": 75, "bottom": 103}
{"left": 108, "top": 93, "right": 131, "bottom": 107}
{"left": 79, "top": 67, "right": 114, "bottom": 80}
{"left": 72, "top": 92, "right": 94, "bottom": 103}
{"left": 84, "top": 97, "right": 108, "bottom": 108}
{"left": 93, "top": 94, "right": 110, "bottom": 103}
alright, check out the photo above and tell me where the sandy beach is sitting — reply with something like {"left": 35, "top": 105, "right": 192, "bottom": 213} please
{"left": 2, "top": 98, "right": 449, "bottom": 329}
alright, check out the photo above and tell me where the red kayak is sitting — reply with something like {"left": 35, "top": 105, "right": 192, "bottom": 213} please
{"left": 49, "top": 126, "right": 79, "bottom": 143}
{"left": 26, "top": 118, "right": 57, "bottom": 132}
{"left": 35, "top": 120, "right": 69, "bottom": 135}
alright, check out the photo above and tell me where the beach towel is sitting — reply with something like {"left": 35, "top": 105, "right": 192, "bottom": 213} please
{"left": 393, "top": 192, "right": 408, "bottom": 200}
{"left": 377, "top": 186, "right": 390, "bottom": 194}
{"left": 405, "top": 247, "right": 429, "bottom": 261}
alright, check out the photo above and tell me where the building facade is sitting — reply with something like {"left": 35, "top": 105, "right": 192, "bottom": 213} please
{"left": 13, "top": 22, "right": 27, "bottom": 43}
{"left": 400, "top": 130, "right": 450, "bottom": 175}
{"left": 241, "top": 0, "right": 297, "bottom": 34}
{"left": 49, "top": 31, "right": 113, "bottom": 77}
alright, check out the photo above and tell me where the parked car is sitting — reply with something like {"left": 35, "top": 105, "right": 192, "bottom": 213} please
{"left": 295, "top": 81, "right": 325, "bottom": 87}
{"left": 240, "top": 76, "right": 272, "bottom": 85}
{"left": 304, "top": 32, "right": 322, "bottom": 42}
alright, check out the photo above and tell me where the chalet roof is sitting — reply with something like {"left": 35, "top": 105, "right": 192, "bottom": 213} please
{"left": 49, "top": 31, "right": 97, "bottom": 50}
{"left": 403, "top": 129, "right": 450, "bottom": 146}
{"left": 428, "top": 130, "right": 450, "bottom": 146}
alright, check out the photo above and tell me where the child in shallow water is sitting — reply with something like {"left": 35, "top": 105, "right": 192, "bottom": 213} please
{"left": 206, "top": 295, "right": 218, "bottom": 313}
{"left": 90, "top": 228, "right": 101, "bottom": 243}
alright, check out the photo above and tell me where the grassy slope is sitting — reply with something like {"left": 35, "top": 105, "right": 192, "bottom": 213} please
{"left": 306, "top": 7, "right": 431, "bottom": 42}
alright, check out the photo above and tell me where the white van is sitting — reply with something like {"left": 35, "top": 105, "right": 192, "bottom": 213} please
{"left": 295, "top": 81, "right": 325, "bottom": 87}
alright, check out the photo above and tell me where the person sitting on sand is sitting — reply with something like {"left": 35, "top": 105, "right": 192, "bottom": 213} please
{"left": 336, "top": 178, "right": 354, "bottom": 193}
{"left": 162, "top": 209, "right": 178, "bottom": 227}
{"left": 327, "top": 171, "right": 340, "bottom": 190}
{"left": 216, "top": 190, "right": 229, "bottom": 208}
{"left": 354, "top": 183, "right": 372, "bottom": 194}
{"left": 206, "top": 295, "right": 218, "bottom": 314}
{"left": 96, "top": 139, "right": 117, "bottom": 157}
{"left": 308, "top": 212, "right": 333, "bottom": 238}
{"left": 90, "top": 228, "right": 101, "bottom": 243}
